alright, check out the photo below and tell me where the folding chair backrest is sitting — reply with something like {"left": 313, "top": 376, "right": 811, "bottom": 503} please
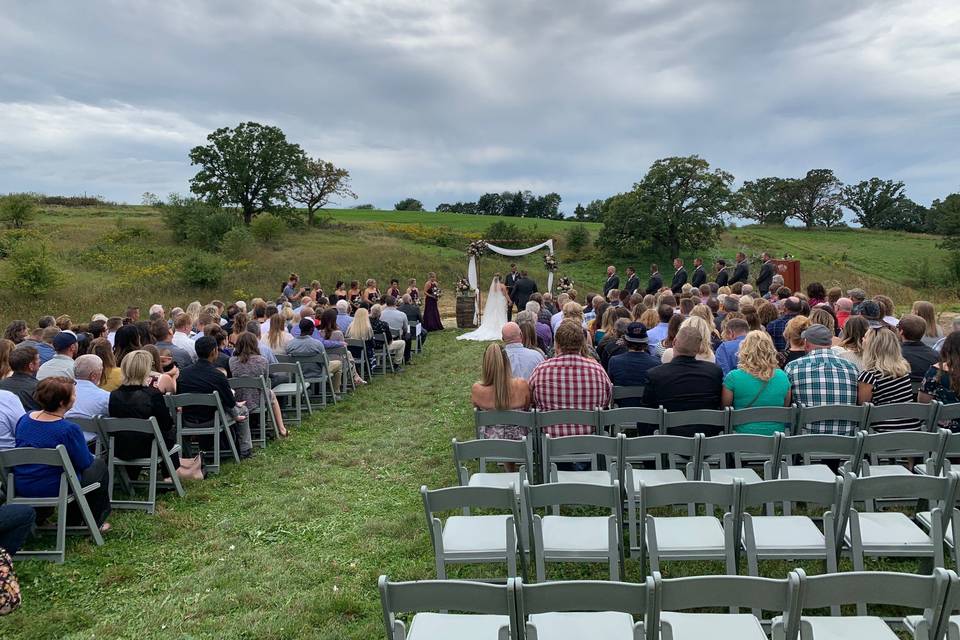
{"left": 729, "top": 406, "right": 796, "bottom": 433}
{"left": 167, "top": 392, "right": 219, "bottom": 409}
{"left": 268, "top": 362, "right": 302, "bottom": 382}
{"left": 475, "top": 409, "right": 537, "bottom": 431}
{"left": 536, "top": 409, "right": 600, "bottom": 433}
{"left": 621, "top": 433, "right": 701, "bottom": 463}
{"left": 421, "top": 485, "right": 518, "bottom": 514}
{"left": 0, "top": 445, "right": 77, "bottom": 498}
{"left": 229, "top": 376, "right": 267, "bottom": 393}
{"left": 860, "top": 429, "right": 949, "bottom": 468}
{"left": 69, "top": 416, "right": 104, "bottom": 437}
{"left": 653, "top": 571, "right": 797, "bottom": 615}
{"left": 378, "top": 576, "right": 517, "bottom": 640}
{"left": 936, "top": 402, "right": 960, "bottom": 427}
{"left": 797, "top": 404, "right": 869, "bottom": 433}
{"left": 524, "top": 481, "right": 620, "bottom": 511}
{"left": 640, "top": 480, "right": 739, "bottom": 511}
{"left": 662, "top": 408, "right": 730, "bottom": 433}
{"left": 599, "top": 407, "right": 664, "bottom": 435}
{"left": 842, "top": 470, "right": 958, "bottom": 508}
{"left": 611, "top": 385, "right": 646, "bottom": 406}
{"left": 100, "top": 416, "right": 159, "bottom": 436}
{"left": 698, "top": 433, "right": 781, "bottom": 460}
{"left": 518, "top": 578, "right": 652, "bottom": 615}
{"left": 452, "top": 437, "right": 533, "bottom": 479}
{"left": 778, "top": 432, "right": 865, "bottom": 472}
{"left": 739, "top": 478, "right": 842, "bottom": 511}
{"left": 866, "top": 402, "right": 937, "bottom": 431}
{"left": 544, "top": 434, "right": 619, "bottom": 460}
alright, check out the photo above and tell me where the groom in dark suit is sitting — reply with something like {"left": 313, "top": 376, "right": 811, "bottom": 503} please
{"left": 624, "top": 266, "right": 640, "bottom": 296}
{"left": 670, "top": 258, "right": 688, "bottom": 294}
{"left": 504, "top": 264, "right": 519, "bottom": 320}
{"left": 511, "top": 271, "right": 538, "bottom": 312}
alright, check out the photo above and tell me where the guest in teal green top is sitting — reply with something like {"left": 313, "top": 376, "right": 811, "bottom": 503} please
{"left": 721, "top": 330, "right": 792, "bottom": 435}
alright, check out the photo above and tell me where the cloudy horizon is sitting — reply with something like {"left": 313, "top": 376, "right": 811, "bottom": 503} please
{"left": 1, "top": 0, "right": 959, "bottom": 212}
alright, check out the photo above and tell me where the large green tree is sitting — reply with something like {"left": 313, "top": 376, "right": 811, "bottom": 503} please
{"left": 287, "top": 157, "right": 356, "bottom": 226}
{"left": 842, "top": 178, "right": 926, "bottom": 231}
{"left": 788, "top": 169, "right": 844, "bottom": 227}
{"left": 189, "top": 122, "right": 305, "bottom": 225}
{"left": 933, "top": 192, "right": 960, "bottom": 249}
{"left": 736, "top": 177, "right": 792, "bottom": 225}
{"left": 597, "top": 155, "right": 735, "bottom": 257}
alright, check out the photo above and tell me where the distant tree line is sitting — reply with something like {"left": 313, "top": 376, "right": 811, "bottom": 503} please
{"left": 435, "top": 191, "right": 564, "bottom": 219}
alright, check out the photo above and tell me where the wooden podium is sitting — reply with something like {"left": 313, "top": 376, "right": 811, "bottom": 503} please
{"left": 771, "top": 259, "right": 801, "bottom": 292}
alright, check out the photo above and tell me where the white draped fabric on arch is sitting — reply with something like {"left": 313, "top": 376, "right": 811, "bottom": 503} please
{"left": 467, "top": 239, "right": 555, "bottom": 323}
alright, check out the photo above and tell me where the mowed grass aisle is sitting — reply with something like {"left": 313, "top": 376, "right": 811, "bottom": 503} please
{"left": 4, "top": 332, "right": 490, "bottom": 639}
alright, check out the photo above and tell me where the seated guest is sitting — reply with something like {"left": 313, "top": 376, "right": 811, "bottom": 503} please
{"left": 345, "top": 308, "right": 377, "bottom": 370}
{"left": 525, "top": 301, "right": 553, "bottom": 349}
{"left": 715, "top": 318, "right": 750, "bottom": 376}
{"left": 835, "top": 315, "right": 869, "bottom": 370}
{"left": 920, "top": 332, "right": 960, "bottom": 431}
{"left": 767, "top": 296, "right": 803, "bottom": 352}
{"left": 90, "top": 338, "right": 122, "bottom": 392}
{"left": 0, "top": 503, "right": 35, "bottom": 555}
{"left": 3, "top": 320, "right": 28, "bottom": 344}
{"left": 598, "top": 318, "right": 630, "bottom": 370}
{"left": 857, "top": 328, "right": 919, "bottom": 429}
{"left": 202, "top": 325, "right": 232, "bottom": 376}
{"left": 0, "top": 389, "right": 25, "bottom": 449}
{"left": 935, "top": 317, "right": 960, "bottom": 353}
{"left": 397, "top": 294, "right": 425, "bottom": 347}
{"left": 113, "top": 324, "right": 143, "bottom": 365}
{"left": 65, "top": 355, "right": 110, "bottom": 420}
{"left": 36, "top": 332, "right": 78, "bottom": 381}
{"left": 370, "top": 305, "right": 404, "bottom": 369}
{"left": 228, "top": 334, "right": 289, "bottom": 438}
{"left": 912, "top": 300, "right": 943, "bottom": 348}
{"left": 14, "top": 377, "right": 111, "bottom": 531}
{"left": 19, "top": 327, "right": 55, "bottom": 364}
{"left": 714, "top": 295, "right": 739, "bottom": 332}
{"left": 178, "top": 336, "right": 252, "bottom": 459}
{"left": 242, "top": 321, "right": 277, "bottom": 365}
{"left": 380, "top": 296, "right": 412, "bottom": 364}
{"left": 653, "top": 315, "right": 683, "bottom": 360}
{"left": 722, "top": 331, "right": 791, "bottom": 435}
{"left": 335, "top": 300, "right": 353, "bottom": 334}
{"left": 471, "top": 342, "right": 532, "bottom": 449}
{"left": 643, "top": 325, "right": 724, "bottom": 436}
{"left": 899, "top": 314, "right": 940, "bottom": 385}
{"left": 0, "top": 347, "right": 40, "bottom": 410}
{"left": 550, "top": 293, "right": 570, "bottom": 333}
{"left": 785, "top": 324, "right": 859, "bottom": 435}
{"left": 646, "top": 304, "right": 673, "bottom": 355}
{"left": 517, "top": 315, "right": 547, "bottom": 356}
{"left": 661, "top": 316, "right": 716, "bottom": 364}
{"left": 286, "top": 319, "right": 342, "bottom": 389}
{"left": 501, "top": 322, "right": 544, "bottom": 379}
{"left": 150, "top": 319, "right": 192, "bottom": 370}
{"left": 778, "top": 315, "right": 811, "bottom": 368}
{"left": 265, "top": 314, "right": 292, "bottom": 356}
{"left": 874, "top": 295, "right": 898, "bottom": 328}
{"left": 172, "top": 313, "right": 198, "bottom": 362}
{"left": 528, "top": 321, "right": 612, "bottom": 436}
{"left": 142, "top": 344, "right": 178, "bottom": 394}
{"left": 608, "top": 322, "right": 659, "bottom": 408}
{"left": 109, "top": 350, "right": 202, "bottom": 481}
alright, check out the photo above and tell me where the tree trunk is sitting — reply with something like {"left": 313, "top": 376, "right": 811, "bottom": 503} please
{"left": 307, "top": 206, "right": 317, "bottom": 226}
{"left": 243, "top": 208, "right": 253, "bottom": 226}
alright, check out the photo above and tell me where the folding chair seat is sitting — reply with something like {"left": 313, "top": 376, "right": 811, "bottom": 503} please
{"left": 610, "top": 385, "right": 646, "bottom": 409}
{"left": 516, "top": 579, "right": 652, "bottom": 640}
{"left": 698, "top": 433, "right": 781, "bottom": 485}
{"left": 166, "top": 392, "right": 239, "bottom": 474}
{"left": 650, "top": 572, "right": 799, "bottom": 640}
{"left": 859, "top": 428, "right": 948, "bottom": 479}
{"left": 229, "top": 376, "right": 278, "bottom": 448}
{"left": 378, "top": 575, "right": 518, "bottom": 640}
{"left": 268, "top": 361, "right": 309, "bottom": 425}
{"left": 775, "top": 432, "right": 864, "bottom": 482}
{"left": 796, "top": 403, "right": 870, "bottom": 436}
{"left": 662, "top": 407, "right": 730, "bottom": 438}
{"left": 285, "top": 353, "right": 338, "bottom": 407}
{"left": 523, "top": 481, "right": 623, "bottom": 581}
{"left": 837, "top": 471, "right": 958, "bottom": 571}
{"left": 737, "top": 479, "right": 841, "bottom": 584}
{"left": 0, "top": 445, "right": 104, "bottom": 563}
{"left": 101, "top": 416, "right": 184, "bottom": 514}
{"left": 636, "top": 480, "right": 738, "bottom": 576}
{"left": 421, "top": 485, "right": 526, "bottom": 580}
{"left": 774, "top": 568, "right": 950, "bottom": 640}
{"left": 543, "top": 434, "right": 618, "bottom": 486}
{"left": 453, "top": 437, "right": 534, "bottom": 496}
{"left": 598, "top": 406, "right": 663, "bottom": 438}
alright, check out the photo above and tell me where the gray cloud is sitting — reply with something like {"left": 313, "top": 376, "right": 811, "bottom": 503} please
{"left": 1, "top": 0, "right": 958, "bottom": 209}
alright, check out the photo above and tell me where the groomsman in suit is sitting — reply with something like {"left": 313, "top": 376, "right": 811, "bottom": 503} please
{"left": 511, "top": 271, "right": 538, "bottom": 312}
{"left": 731, "top": 252, "right": 750, "bottom": 285}
{"left": 646, "top": 263, "right": 663, "bottom": 295}
{"left": 715, "top": 259, "right": 730, "bottom": 287}
{"left": 624, "top": 266, "right": 640, "bottom": 296}
{"left": 756, "top": 252, "right": 774, "bottom": 296}
{"left": 670, "top": 258, "right": 688, "bottom": 294}
{"left": 505, "top": 264, "right": 519, "bottom": 320}
{"left": 603, "top": 266, "right": 619, "bottom": 298}
{"left": 691, "top": 257, "right": 706, "bottom": 287}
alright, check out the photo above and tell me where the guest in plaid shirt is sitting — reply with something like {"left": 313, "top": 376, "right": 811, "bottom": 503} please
{"left": 785, "top": 324, "right": 859, "bottom": 434}
{"left": 766, "top": 296, "right": 802, "bottom": 352}
{"left": 528, "top": 320, "right": 612, "bottom": 437}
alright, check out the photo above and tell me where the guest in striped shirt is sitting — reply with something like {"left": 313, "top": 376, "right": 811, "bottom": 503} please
{"left": 857, "top": 328, "right": 920, "bottom": 430}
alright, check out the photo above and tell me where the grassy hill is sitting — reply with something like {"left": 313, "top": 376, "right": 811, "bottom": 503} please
{"left": 0, "top": 206, "right": 951, "bottom": 329}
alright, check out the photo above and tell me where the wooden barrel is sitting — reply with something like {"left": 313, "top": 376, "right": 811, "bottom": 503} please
{"left": 456, "top": 295, "right": 477, "bottom": 328}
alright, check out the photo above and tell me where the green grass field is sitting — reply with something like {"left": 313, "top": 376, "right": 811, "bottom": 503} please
{"left": 0, "top": 206, "right": 949, "bottom": 638}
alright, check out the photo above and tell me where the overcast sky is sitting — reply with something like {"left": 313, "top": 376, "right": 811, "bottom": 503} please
{"left": 1, "top": 0, "right": 958, "bottom": 212}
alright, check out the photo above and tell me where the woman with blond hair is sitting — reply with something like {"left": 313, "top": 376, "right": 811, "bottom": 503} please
{"left": 835, "top": 315, "right": 869, "bottom": 370}
{"left": 857, "top": 329, "right": 919, "bottom": 430}
{"left": 265, "top": 313, "right": 292, "bottom": 355}
{"left": 722, "top": 330, "right": 791, "bottom": 434}
{"left": 690, "top": 304, "right": 722, "bottom": 349}
{"left": 912, "top": 301, "right": 942, "bottom": 347}
{"left": 345, "top": 307, "right": 376, "bottom": 371}
{"left": 185, "top": 301, "right": 203, "bottom": 330}
{"left": 471, "top": 343, "right": 531, "bottom": 445}
{"left": 778, "top": 315, "right": 811, "bottom": 368}
{"left": 638, "top": 308, "right": 659, "bottom": 330}
{"left": 661, "top": 315, "right": 716, "bottom": 363}
{"left": 91, "top": 337, "right": 122, "bottom": 391}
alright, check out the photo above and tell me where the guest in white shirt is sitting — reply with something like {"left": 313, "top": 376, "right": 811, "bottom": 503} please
{"left": 550, "top": 293, "right": 571, "bottom": 333}
{"left": 502, "top": 322, "right": 544, "bottom": 379}
{"left": 172, "top": 314, "right": 198, "bottom": 362}
{"left": 0, "top": 389, "right": 25, "bottom": 449}
{"left": 37, "top": 332, "right": 78, "bottom": 381}
{"left": 66, "top": 355, "right": 110, "bottom": 419}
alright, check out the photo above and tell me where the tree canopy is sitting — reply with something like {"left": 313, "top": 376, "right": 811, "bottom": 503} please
{"left": 736, "top": 177, "right": 792, "bottom": 225}
{"left": 287, "top": 158, "right": 357, "bottom": 226}
{"left": 189, "top": 122, "right": 306, "bottom": 225}
{"left": 842, "top": 178, "right": 926, "bottom": 232}
{"left": 394, "top": 198, "right": 424, "bottom": 211}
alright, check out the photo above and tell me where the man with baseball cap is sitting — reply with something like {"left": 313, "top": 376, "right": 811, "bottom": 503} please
{"left": 857, "top": 300, "right": 885, "bottom": 330}
{"left": 784, "top": 323, "right": 859, "bottom": 435}
{"left": 608, "top": 322, "right": 660, "bottom": 403}
{"left": 36, "top": 331, "right": 78, "bottom": 381}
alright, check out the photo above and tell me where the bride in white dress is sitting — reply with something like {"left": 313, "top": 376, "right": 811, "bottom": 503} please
{"left": 457, "top": 274, "right": 511, "bottom": 341}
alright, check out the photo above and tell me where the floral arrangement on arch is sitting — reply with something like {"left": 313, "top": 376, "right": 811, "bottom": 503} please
{"left": 467, "top": 240, "right": 488, "bottom": 258}
{"left": 555, "top": 276, "right": 574, "bottom": 294}
{"left": 455, "top": 278, "right": 474, "bottom": 295}
{"left": 543, "top": 252, "right": 558, "bottom": 272}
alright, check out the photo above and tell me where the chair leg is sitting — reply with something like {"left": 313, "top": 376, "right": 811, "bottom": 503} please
{"left": 55, "top": 494, "right": 68, "bottom": 563}
{"left": 147, "top": 452, "right": 158, "bottom": 515}
{"left": 224, "top": 423, "right": 240, "bottom": 463}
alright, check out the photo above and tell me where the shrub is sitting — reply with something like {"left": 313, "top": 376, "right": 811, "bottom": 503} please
{"left": 0, "top": 228, "right": 41, "bottom": 259}
{"left": 565, "top": 223, "right": 590, "bottom": 255}
{"left": 5, "top": 241, "right": 61, "bottom": 294}
{"left": 0, "top": 193, "right": 39, "bottom": 228}
{"left": 250, "top": 214, "right": 285, "bottom": 245}
{"left": 394, "top": 198, "right": 424, "bottom": 211}
{"left": 220, "top": 225, "right": 253, "bottom": 256}
{"left": 181, "top": 252, "right": 225, "bottom": 288}
{"left": 161, "top": 194, "right": 238, "bottom": 250}
{"left": 354, "top": 203, "right": 375, "bottom": 210}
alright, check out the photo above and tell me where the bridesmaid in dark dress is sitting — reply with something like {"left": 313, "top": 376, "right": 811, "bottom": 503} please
{"left": 423, "top": 272, "right": 443, "bottom": 331}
